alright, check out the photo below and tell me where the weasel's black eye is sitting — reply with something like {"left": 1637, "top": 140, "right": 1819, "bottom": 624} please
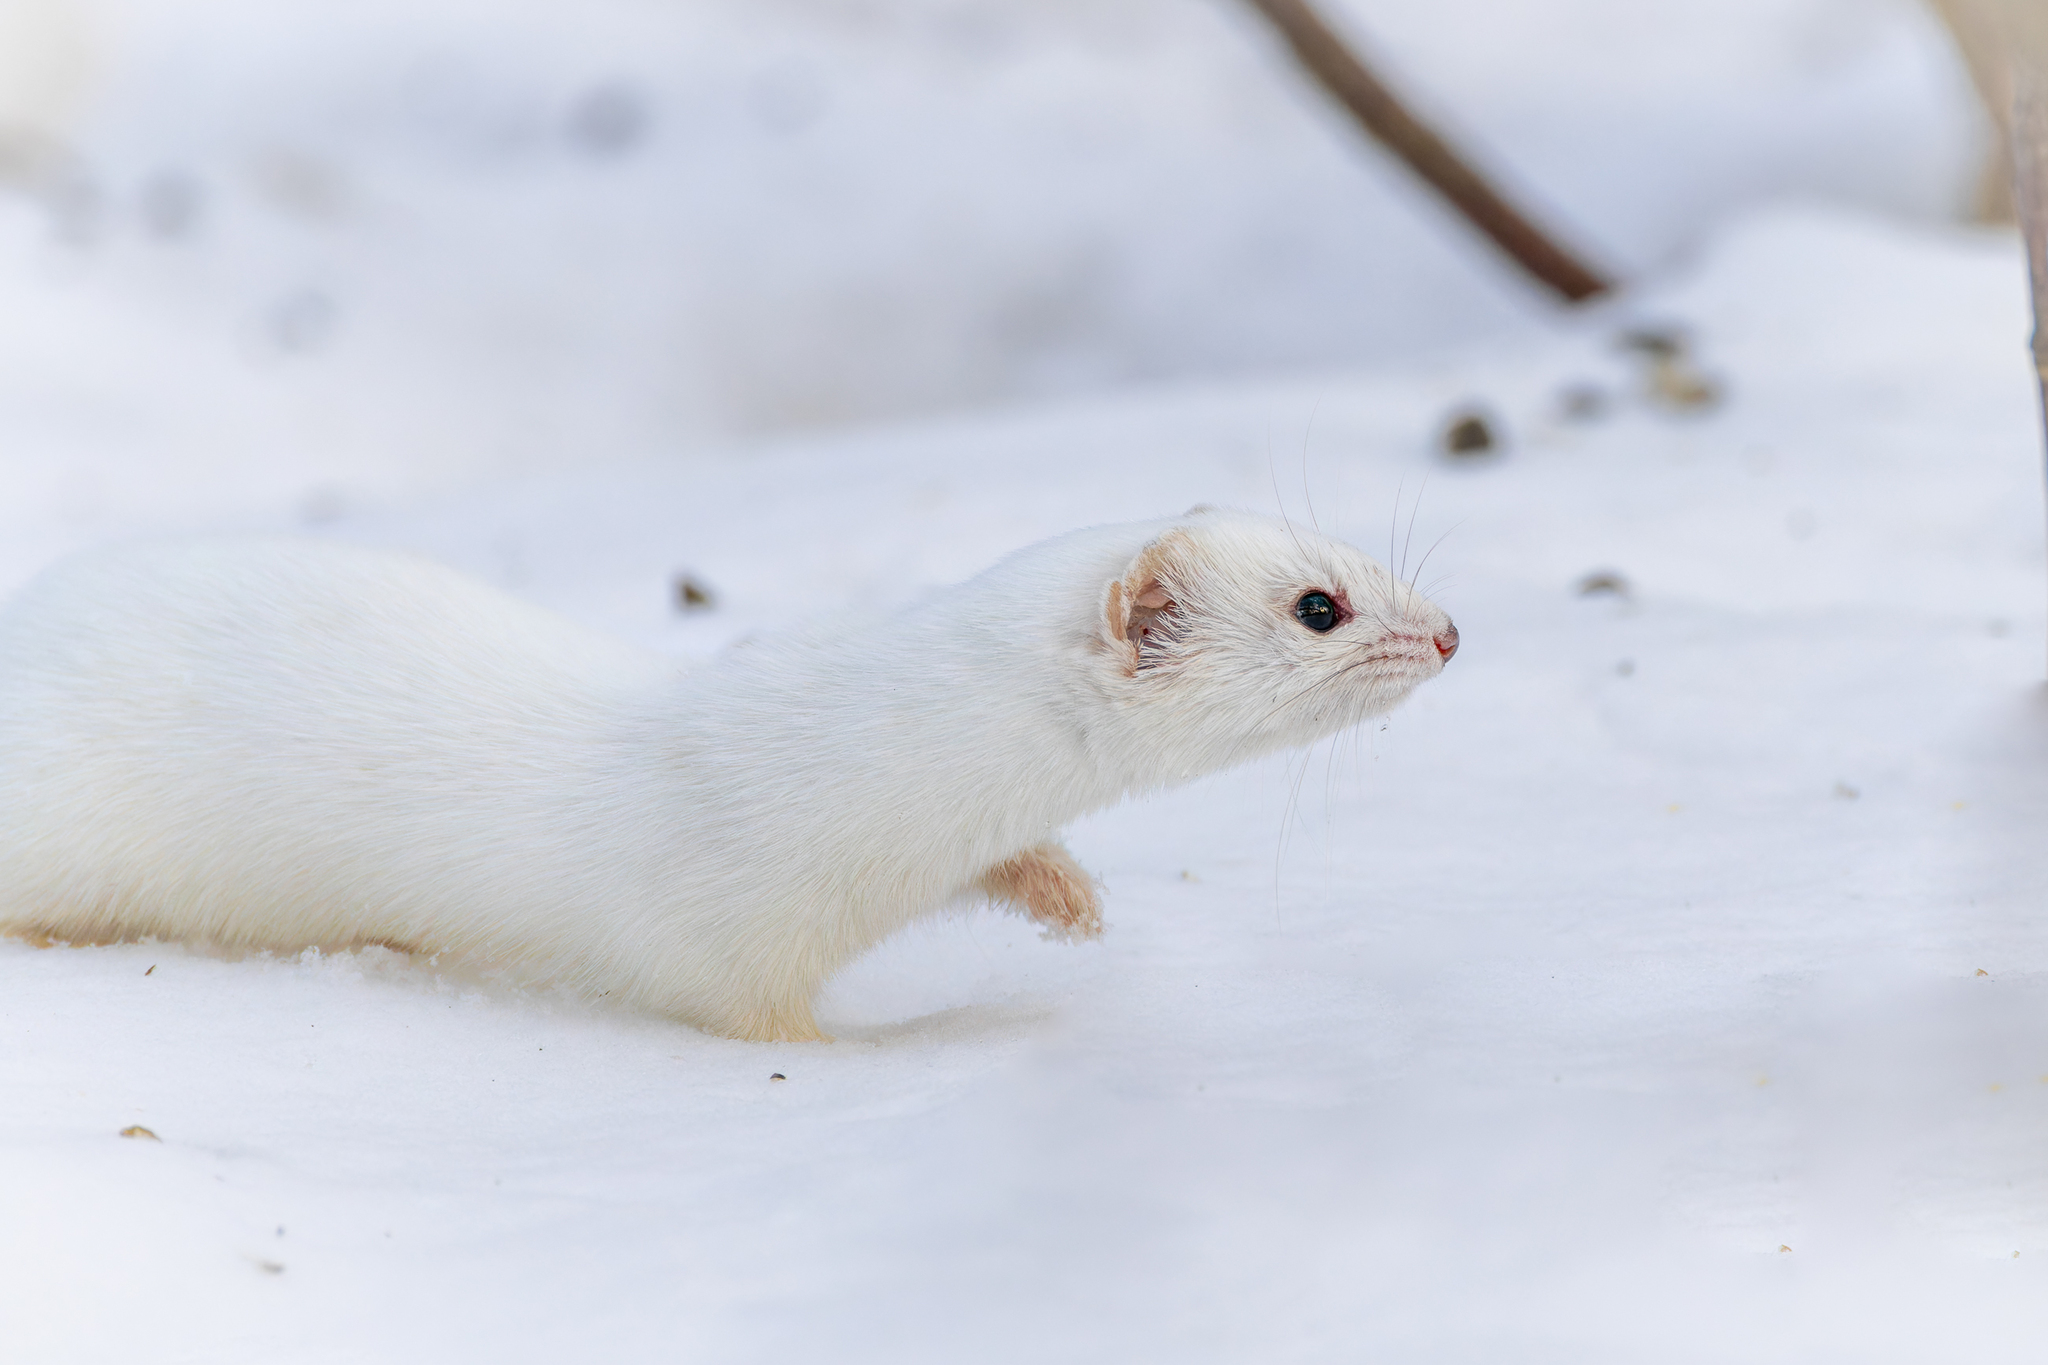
{"left": 1294, "top": 592, "right": 1338, "bottom": 632}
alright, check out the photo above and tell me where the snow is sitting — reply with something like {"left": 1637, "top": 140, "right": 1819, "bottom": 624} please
{"left": 0, "top": 0, "right": 1990, "bottom": 473}
{"left": 5, "top": 1, "right": 2048, "bottom": 1359}
{"left": 4, "top": 205, "right": 2047, "bottom": 1361}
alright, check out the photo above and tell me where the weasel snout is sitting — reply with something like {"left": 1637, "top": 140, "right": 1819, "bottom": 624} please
{"left": 1435, "top": 624, "right": 1459, "bottom": 661}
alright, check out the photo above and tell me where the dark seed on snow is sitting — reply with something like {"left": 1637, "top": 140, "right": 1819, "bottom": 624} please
{"left": 1440, "top": 411, "right": 1496, "bottom": 456}
{"left": 1576, "top": 570, "right": 1630, "bottom": 597}
{"left": 675, "top": 575, "right": 716, "bottom": 612}
{"left": 1617, "top": 326, "right": 1687, "bottom": 360}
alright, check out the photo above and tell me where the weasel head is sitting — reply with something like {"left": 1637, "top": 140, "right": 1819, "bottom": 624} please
{"left": 1093, "top": 508, "right": 1456, "bottom": 782}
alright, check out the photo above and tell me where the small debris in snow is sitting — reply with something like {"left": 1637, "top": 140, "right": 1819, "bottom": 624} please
{"left": 255, "top": 1260, "right": 285, "bottom": 1276}
{"left": 1614, "top": 659, "right": 1635, "bottom": 677}
{"left": 1576, "top": 570, "right": 1629, "bottom": 597}
{"left": 1180, "top": 870, "right": 1199, "bottom": 883}
{"left": 1976, "top": 968, "right": 1990, "bottom": 977}
{"left": 1647, "top": 360, "right": 1721, "bottom": 411}
{"left": 675, "top": 575, "right": 716, "bottom": 612}
{"left": 1438, "top": 407, "right": 1499, "bottom": 458}
{"left": 1618, "top": 326, "right": 1686, "bottom": 360}
{"left": 144, "top": 964, "right": 155, "bottom": 975}
{"left": 1617, "top": 325, "right": 1722, "bottom": 412}
{"left": 769, "top": 1073, "right": 786, "bottom": 1081}
{"left": 119, "top": 1125, "right": 159, "bottom": 1141}
{"left": 1832, "top": 782, "right": 1859, "bottom": 800}
{"left": 1777, "top": 1245, "right": 1792, "bottom": 1254}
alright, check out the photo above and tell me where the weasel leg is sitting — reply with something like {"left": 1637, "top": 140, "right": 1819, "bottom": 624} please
{"left": 977, "top": 843, "right": 1103, "bottom": 942}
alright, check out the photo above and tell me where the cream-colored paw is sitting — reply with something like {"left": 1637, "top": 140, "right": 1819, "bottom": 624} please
{"left": 977, "top": 842, "right": 1103, "bottom": 942}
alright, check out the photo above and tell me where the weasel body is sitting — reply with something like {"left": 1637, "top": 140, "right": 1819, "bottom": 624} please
{"left": 0, "top": 511, "right": 1456, "bottom": 1040}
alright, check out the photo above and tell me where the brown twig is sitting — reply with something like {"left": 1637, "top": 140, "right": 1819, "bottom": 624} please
{"left": 2014, "top": 70, "right": 2048, "bottom": 674}
{"left": 1942, "top": 3, "right": 2048, "bottom": 667}
{"left": 1925, "top": 0, "right": 2017, "bottom": 222}
{"left": 1985, "top": 1, "right": 2048, "bottom": 670}
{"left": 1239, "top": 0, "right": 1613, "bottom": 303}
{"left": 2016, "top": 71, "right": 2048, "bottom": 448}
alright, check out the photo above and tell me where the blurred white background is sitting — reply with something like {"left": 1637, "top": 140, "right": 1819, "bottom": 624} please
{"left": 0, "top": 0, "right": 1991, "bottom": 494}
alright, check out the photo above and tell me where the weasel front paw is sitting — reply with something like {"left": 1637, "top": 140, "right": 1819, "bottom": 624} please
{"left": 976, "top": 843, "right": 1103, "bottom": 942}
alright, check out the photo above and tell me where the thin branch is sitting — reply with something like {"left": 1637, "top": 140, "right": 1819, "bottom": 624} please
{"left": 2012, "top": 69, "right": 2048, "bottom": 676}
{"left": 2015, "top": 70, "right": 2048, "bottom": 445}
{"left": 1239, "top": 0, "right": 1613, "bottom": 303}
{"left": 1990, "top": 0, "right": 2048, "bottom": 671}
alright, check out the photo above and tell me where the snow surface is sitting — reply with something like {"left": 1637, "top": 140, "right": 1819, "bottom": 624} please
{"left": 5, "top": 205, "right": 2048, "bottom": 1361}
{"left": 0, "top": 0, "right": 1989, "bottom": 466}
{"left": 2, "top": 0, "right": 2046, "bottom": 1357}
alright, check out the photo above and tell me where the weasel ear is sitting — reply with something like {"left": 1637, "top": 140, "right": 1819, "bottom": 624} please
{"left": 1184, "top": 503, "right": 1218, "bottom": 516}
{"left": 1100, "top": 530, "right": 1191, "bottom": 675}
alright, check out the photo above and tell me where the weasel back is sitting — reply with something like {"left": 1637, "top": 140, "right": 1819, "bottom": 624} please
{"left": 0, "top": 537, "right": 671, "bottom": 958}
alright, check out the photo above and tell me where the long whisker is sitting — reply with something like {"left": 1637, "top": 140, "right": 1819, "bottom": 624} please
{"left": 1400, "top": 475, "right": 1429, "bottom": 582}
{"left": 1274, "top": 741, "right": 1318, "bottom": 927}
{"left": 1301, "top": 399, "right": 1323, "bottom": 534}
{"left": 1388, "top": 478, "right": 1403, "bottom": 581}
{"left": 1321, "top": 729, "right": 1341, "bottom": 886}
{"left": 1269, "top": 439, "right": 1308, "bottom": 561}
{"left": 1407, "top": 519, "right": 1464, "bottom": 599}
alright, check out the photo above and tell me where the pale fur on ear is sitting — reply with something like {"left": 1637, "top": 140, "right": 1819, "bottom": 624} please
{"left": 1100, "top": 529, "right": 1192, "bottom": 675}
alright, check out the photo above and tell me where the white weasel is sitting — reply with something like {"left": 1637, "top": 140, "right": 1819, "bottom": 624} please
{"left": 0, "top": 509, "right": 1456, "bottom": 1041}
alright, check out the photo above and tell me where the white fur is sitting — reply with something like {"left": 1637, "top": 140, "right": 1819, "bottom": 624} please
{"left": 0, "top": 510, "right": 1454, "bottom": 1040}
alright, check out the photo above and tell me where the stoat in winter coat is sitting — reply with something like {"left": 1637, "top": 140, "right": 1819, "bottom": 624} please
{"left": 0, "top": 509, "right": 1457, "bottom": 1041}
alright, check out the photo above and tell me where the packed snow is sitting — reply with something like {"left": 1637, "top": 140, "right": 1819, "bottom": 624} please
{"left": 4, "top": 1, "right": 2048, "bottom": 1361}
{"left": 5, "top": 205, "right": 2046, "bottom": 1362}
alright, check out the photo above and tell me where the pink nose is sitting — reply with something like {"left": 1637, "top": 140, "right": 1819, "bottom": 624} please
{"left": 1435, "top": 625, "right": 1459, "bottom": 661}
